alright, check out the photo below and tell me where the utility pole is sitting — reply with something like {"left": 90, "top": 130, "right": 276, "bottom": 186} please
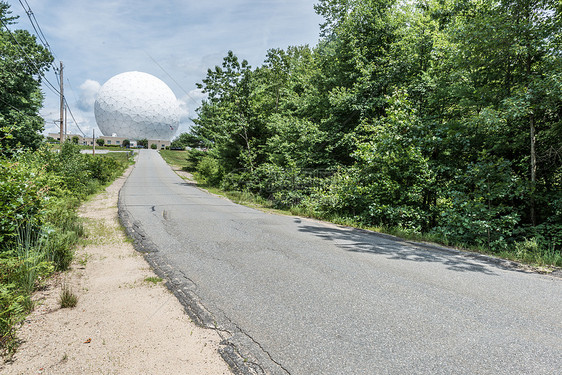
{"left": 93, "top": 129, "right": 95, "bottom": 156}
{"left": 64, "top": 103, "right": 67, "bottom": 139}
{"left": 59, "top": 61, "right": 64, "bottom": 147}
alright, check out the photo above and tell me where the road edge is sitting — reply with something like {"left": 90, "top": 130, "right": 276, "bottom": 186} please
{"left": 117, "top": 162, "right": 272, "bottom": 375}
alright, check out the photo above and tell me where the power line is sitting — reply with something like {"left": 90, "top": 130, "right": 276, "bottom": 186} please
{"left": 0, "top": 16, "right": 86, "bottom": 137}
{"left": 65, "top": 77, "right": 80, "bottom": 104}
{"left": 63, "top": 97, "right": 86, "bottom": 137}
{"left": 64, "top": 78, "right": 89, "bottom": 137}
{"left": 0, "top": 18, "right": 60, "bottom": 97}
{"left": 10, "top": 5, "right": 68, "bottom": 134}
{"left": 5, "top": 4, "right": 102, "bottom": 141}
{"left": 18, "top": 0, "right": 49, "bottom": 51}
{"left": 17, "top": 0, "right": 60, "bottom": 78}
{"left": 144, "top": 51, "right": 201, "bottom": 108}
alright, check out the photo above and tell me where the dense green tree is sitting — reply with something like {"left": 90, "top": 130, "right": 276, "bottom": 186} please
{"left": 444, "top": 0, "right": 562, "bottom": 225}
{"left": 193, "top": 51, "right": 259, "bottom": 174}
{"left": 0, "top": 2, "right": 53, "bottom": 152}
{"left": 189, "top": 0, "right": 562, "bottom": 256}
{"left": 171, "top": 132, "right": 202, "bottom": 149}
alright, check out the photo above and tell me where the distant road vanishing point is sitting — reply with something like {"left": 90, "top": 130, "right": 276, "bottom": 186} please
{"left": 119, "top": 149, "right": 562, "bottom": 375}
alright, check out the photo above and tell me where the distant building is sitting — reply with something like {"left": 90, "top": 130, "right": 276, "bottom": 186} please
{"left": 46, "top": 133, "right": 170, "bottom": 149}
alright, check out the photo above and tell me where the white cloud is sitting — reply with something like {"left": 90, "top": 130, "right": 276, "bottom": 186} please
{"left": 175, "top": 89, "right": 208, "bottom": 135}
{"left": 185, "top": 88, "right": 207, "bottom": 102}
{"left": 177, "top": 98, "right": 190, "bottom": 119}
{"left": 78, "top": 79, "right": 101, "bottom": 111}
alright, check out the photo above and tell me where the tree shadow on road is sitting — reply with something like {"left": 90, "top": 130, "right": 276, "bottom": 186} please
{"left": 297, "top": 222, "right": 509, "bottom": 276}
{"left": 177, "top": 181, "right": 198, "bottom": 188}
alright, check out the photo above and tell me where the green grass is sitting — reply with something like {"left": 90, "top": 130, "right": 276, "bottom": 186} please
{"left": 46, "top": 144, "right": 131, "bottom": 151}
{"left": 100, "top": 151, "right": 133, "bottom": 160}
{"left": 159, "top": 149, "right": 189, "bottom": 169}
{"left": 59, "top": 284, "right": 78, "bottom": 308}
{"left": 144, "top": 276, "right": 163, "bottom": 285}
{"left": 99, "top": 151, "right": 136, "bottom": 167}
{"left": 81, "top": 218, "right": 118, "bottom": 246}
{"left": 77, "top": 253, "right": 91, "bottom": 267}
{"left": 222, "top": 189, "right": 561, "bottom": 269}
{"left": 79, "top": 145, "right": 133, "bottom": 151}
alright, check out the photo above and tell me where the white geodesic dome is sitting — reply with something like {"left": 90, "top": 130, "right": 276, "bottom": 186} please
{"left": 94, "top": 71, "right": 180, "bottom": 140}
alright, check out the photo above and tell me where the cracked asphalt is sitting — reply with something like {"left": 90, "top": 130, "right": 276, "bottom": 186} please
{"left": 119, "top": 150, "right": 562, "bottom": 375}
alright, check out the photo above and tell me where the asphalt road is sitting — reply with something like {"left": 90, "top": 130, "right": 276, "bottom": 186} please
{"left": 119, "top": 150, "right": 562, "bottom": 375}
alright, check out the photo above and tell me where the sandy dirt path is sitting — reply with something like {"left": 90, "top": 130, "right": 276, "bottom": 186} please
{"left": 1, "top": 166, "right": 232, "bottom": 375}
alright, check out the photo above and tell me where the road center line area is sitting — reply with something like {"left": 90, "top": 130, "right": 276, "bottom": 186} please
{"left": 119, "top": 149, "right": 562, "bottom": 375}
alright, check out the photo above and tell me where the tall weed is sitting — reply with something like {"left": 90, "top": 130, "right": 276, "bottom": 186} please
{"left": 15, "top": 221, "right": 53, "bottom": 294}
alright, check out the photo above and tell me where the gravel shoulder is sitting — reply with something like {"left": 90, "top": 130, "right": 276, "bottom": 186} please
{"left": 1, "top": 165, "right": 232, "bottom": 375}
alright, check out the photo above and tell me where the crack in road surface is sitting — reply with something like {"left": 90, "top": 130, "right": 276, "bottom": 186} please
{"left": 121, "top": 200, "right": 273, "bottom": 374}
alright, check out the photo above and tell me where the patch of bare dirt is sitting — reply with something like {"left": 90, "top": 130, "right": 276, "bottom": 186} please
{"left": 1, "top": 166, "right": 232, "bottom": 375}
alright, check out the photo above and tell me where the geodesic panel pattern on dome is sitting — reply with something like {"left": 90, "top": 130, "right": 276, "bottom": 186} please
{"left": 94, "top": 71, "right": 180, "bottom": 140}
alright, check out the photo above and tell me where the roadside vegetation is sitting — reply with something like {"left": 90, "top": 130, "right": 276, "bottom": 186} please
{"left": 0, "top": 3, "right": 131, "bottom": 357}
{"left": 0, "top": 142, "right": 131, "bottom": 356}
{"left": 170, "top": 0, "right": 562, "bottom": 268}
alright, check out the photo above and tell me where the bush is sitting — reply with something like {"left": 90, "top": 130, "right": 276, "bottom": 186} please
{"left": 0, "top": 282, "right": 25, "bottom": 356}
{"left": 184, "top": 149, "right": 206, "bottom": 172}
{"left": 431, "top": 157, "right": 523, "bottom": 251}
{"left": 150, "top": 143, "right": 157, "bottom": 150}
{"left": 0, "top": 156, "right": 47, "bottom": 250}
{"left": 88, "top": 154, "right": 122, "bottom": 185}
{"left": 0, "top": 143, "right": 130, "bottom": 356}
{"left": 196, "top": 155, "right": 222, "bottom": 185}
{"left": 0, "top": 222, "right": 54, "bottom": 356}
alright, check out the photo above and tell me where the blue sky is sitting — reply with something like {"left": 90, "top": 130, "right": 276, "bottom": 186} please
{"left": 7, "top": 0, "right": 323, "bottom": 137}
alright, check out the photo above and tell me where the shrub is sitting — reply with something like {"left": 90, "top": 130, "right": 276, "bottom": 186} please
{"left": 0, "top": 282, "right": 26, "bottom": 356}
{"left": 196, "top": 155, "right": 222, "bottom": 185}
{"left": 88, "top": 154, "right": 122, "bottom": 185}
{"left": 0, "top": 157, "right": 47, "bottom": 250}
{"left": 185, "top": 149, "right": 206, "bottom": 172}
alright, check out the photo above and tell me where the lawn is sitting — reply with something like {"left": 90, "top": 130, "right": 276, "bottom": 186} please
{"left": 159, "top": 149, "right": 188, "bottom": 169}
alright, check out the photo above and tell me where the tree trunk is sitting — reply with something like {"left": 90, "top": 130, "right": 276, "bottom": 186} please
{"left": 530, "top": 112, "right": 537, "bottom": 226}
